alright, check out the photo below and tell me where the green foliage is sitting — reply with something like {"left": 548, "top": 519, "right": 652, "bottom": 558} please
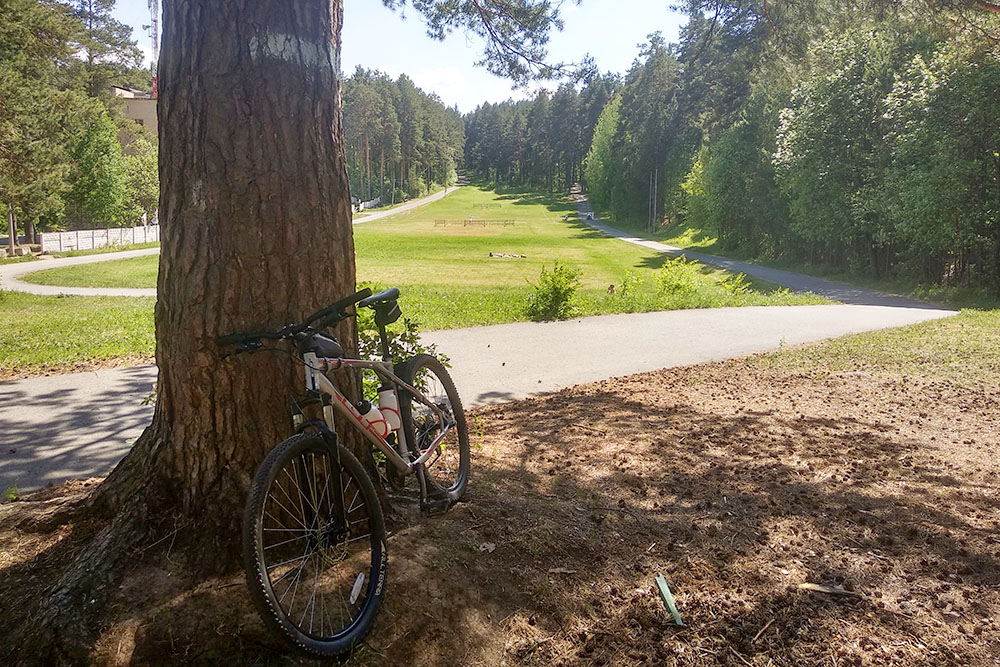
{"left": 123, "top": 136, "right": 158, "bottom": 221}
{"left": 526, "top": 262, "right": 582, "bottom": 321}
{"left": 698, "top": 91, "right": 790, "bottom": 256}
{"left": 0, "top": 0, "right": 81, "bottom": 233}
{"left": 356, "top": 303, "right": 443, "bottom": 400}
{"left": 721, "top": 272, "right": 751, "bottom": 295}
{"left": 618, "top": 270, "right": 640, "bottom": 301}
{"left": 883, "top": 44, "right": 1000, "bottom": 288}
{"left": 584, "top": 94, "right": 621, "bottom": 209}
{"left": 466, "top": 74, "right": 618, "bottom": 192}
{"left": 343, "top": 69, "right": 463, "bottom": 204}
{"left": 68, "top": 0, "right": 143, "bottom": 98}
{"left": 655, "top": 256, "right": 699, "bottom": 295}
{"left": 3, "top": 482, "right": 20, "bottom": 501}
{"left": 65, "top": 107, "right": 129, "bottom": 228}
{"left": 382, "top": 0, "right": 569, "bottom": 84}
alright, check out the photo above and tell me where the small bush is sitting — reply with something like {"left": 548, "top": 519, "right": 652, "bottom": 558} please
{"left": 655, "top": 256, "right": 699, "bottom": 295}
{"left": 618, "top": 271, "right": 640, "bottom": 300}
{"left": 722, "top": 272, "right": 751, "bottom": 295}
{"left": 527, "top": 262, "right": 582, "bottom": 321}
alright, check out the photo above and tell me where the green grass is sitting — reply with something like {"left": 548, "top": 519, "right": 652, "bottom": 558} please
{"left": 25, "top": 255, "right": 158, "bottom": 288}
{"left": 1, "top": 187, "right": 830, "bottom": 372}
{"left": 0, "top": 255, "right": 39, "bottom": 265}
{"left": 0, "top": 291, "right": 155, "bottom": 377}
{"left": 49, "top": 241, "right": 160, "bottom": 258}
{"left": 744, "top": 309, "right": 1000, "bottom": 389}
{"left": 22, "top": 186, "right": 823, "bottom": 326}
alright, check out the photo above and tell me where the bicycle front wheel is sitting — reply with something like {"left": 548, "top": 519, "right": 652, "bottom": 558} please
{"left": 244, "top": 434, "right": 387, "bottom": 658}
{"left": 397, "top": 354, "right": 470, "bottom": 503}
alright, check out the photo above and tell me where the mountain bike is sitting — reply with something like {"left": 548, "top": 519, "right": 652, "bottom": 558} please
{"left": 216, "top": 287, "right": 470, "bottom": 657}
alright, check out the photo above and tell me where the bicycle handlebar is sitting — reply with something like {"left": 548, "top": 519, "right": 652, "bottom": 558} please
{"left": 215, "top": 287, "right": 374, "bottom": 350}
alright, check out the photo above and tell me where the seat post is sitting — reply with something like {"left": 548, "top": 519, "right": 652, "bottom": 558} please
{"left": 377, "top": 322, "right": 391, "bottom": 361}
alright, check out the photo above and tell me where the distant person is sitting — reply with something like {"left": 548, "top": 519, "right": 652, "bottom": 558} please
{"left": 141, "top": 211, "right": 148, "bottom": 226}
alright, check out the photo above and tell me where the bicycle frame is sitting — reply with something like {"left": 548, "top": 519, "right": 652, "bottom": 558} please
{"left": 299, "top": 352, "right": 454, "bottom": 475}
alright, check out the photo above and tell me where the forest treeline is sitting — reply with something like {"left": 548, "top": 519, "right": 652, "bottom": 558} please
{"left": 342, "top": 69, "right": 464, "bottom": 204}
{"left": 466, "top": 2, "right": 1000, "bottom": 293}
{"left": 1, "top": 0, "right": 156, "bottom": 240}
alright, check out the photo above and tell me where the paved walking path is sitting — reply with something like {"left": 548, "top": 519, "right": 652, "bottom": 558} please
{"left": 0, "top": 304, "right": 954, "bottom": 493}
{"left": 0, "top": 186, "right": 462, "bottom": 297}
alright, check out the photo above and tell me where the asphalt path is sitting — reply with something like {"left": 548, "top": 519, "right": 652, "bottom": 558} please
{"left": 0, "top": 304, "right": 953, "bottom": 493}
{"left": 0, "top": 191, "right": 957, "bottom": 492}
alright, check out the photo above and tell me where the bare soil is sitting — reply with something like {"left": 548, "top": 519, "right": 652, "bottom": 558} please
{"left": 2, "top": 355, "right": 999, "bottom": 665}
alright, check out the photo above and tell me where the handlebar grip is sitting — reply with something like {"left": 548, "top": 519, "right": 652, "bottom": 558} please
{"left": 303, "top": 287, "right": 374, "bottom": 326}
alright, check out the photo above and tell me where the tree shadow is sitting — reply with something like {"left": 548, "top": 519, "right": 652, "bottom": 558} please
{"left": 2, "top": 365, "right": 996, "bottom": 665}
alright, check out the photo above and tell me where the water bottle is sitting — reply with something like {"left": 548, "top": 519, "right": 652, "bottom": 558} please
{"left": 377, "top": 387, "right": 402, "bottom": 431}
{"left": 355, "top": 400, "right": 388, "bottom": 438}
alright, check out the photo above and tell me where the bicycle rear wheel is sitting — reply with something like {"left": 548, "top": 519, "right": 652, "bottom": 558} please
{"left": 244, "top": 434, "right": 387, "bottom": 658}
{"left": 397, "top": 354, "right": 470, "bottom": 504}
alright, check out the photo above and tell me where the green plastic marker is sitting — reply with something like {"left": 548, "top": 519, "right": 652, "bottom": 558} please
{"left": 655, "top": 575, "right": 684, "bottom": 626}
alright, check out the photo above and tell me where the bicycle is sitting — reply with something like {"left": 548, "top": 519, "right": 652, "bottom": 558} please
{"left": 216, "top": 286, "right": 470, "bottom": 657}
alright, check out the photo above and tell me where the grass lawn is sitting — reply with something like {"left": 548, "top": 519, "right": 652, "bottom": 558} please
{"left": 20, "top": 186, "right": 825, "bottom": 330}
{"left": 0, "top": 291, "right": 155, "bottom": 380}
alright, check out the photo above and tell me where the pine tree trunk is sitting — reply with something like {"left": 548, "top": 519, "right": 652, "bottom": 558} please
{"left": 25, "top": 1, "right": 357, "bottom": 659}
{"left": 6, "top": 208, "right": 16, "bottom": 253}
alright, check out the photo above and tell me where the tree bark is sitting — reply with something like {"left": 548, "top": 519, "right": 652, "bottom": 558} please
{"left": 6, "top": 208, "right": 16, "bottom": 254}
{"left": 25, "top": 1, "right": 357, "bottom": 659}
{"left": 106, "top": 0, "right": 356, "bottom": 553}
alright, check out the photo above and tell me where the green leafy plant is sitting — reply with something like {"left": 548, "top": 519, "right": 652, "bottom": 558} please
{"left": 722, "top": 272, "right": 751, "bottom": 295}
{"left": 3, "top": 482, "right": 21, "bottom": 501}
{"left": 655, "top": 256, "right": 698, "bottom": 295}
{"left": 356, "top": 301, "right": 444, "bottom": 400}
{"left": 618, "top": 270, "right": 640, "bottom": 300}
{"left": 526, "top": 262, "right": 582, "bottom": 321}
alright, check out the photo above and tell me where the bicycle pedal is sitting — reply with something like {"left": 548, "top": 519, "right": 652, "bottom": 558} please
{"left": 421, "top": 498, "right": 451, "bottom": 516}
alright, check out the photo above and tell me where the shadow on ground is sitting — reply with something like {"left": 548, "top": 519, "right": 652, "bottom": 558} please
{"left": 3, "top": 357, "right": 996, "bottom": 665}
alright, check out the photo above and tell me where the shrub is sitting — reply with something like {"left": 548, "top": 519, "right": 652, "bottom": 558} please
{"left": 655, "top": 256, "right": 698, "bottom": 295}
{"left": 618, "top": 270, "right": 640, "bottom": 301}
{"left": 527, "top": 262, "right": 581, "bottom": 321}
{"left": 722, "top": 272, "right": 751, "bottom": 295}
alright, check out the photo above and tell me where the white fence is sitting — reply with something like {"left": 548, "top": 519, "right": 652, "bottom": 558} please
{"left": 353, "top": 197, "right": 382, "bottom": 212}
{"left": 39, "top": 225, "right": 160, "bottom": 253}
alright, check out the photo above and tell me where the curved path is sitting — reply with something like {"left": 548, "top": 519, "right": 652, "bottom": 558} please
{"left": 0, "top": 185, "right": 462, "bottom": 297}
{"left": 572, "top": 195, "right": 936, "bottom": 309}
{"left": 0, "top": 189, "right": 957, "bottom": 492}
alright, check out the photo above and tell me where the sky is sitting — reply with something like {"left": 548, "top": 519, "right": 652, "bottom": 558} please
{"left": 112, "top": 1, "right": 686, "bottom": 113}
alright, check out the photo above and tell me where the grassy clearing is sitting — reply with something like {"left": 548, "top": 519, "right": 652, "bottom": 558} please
{"left": 23, "top": 186, "right": 825, "bottom": 325}
{"left": 1, "top": 187, "right": 827, "bottom": 374}
{"left": 0, "top": 291, "right": 155, "bottom": 379}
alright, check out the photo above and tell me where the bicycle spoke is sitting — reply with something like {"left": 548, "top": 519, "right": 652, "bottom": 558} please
{"left": 264, "top": 533, "right": 310, "bottom": 551}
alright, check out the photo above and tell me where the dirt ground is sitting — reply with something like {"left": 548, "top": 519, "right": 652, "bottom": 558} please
{"left": 2, "top": 352, "right": 999, "bottom": 665}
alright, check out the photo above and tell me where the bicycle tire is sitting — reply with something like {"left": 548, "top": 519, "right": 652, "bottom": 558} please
{"left": 244, "top": 434, "right": 387, "bottom": 658}
{"left": 396, "top": 354, "right": 470, "bottom": 504}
